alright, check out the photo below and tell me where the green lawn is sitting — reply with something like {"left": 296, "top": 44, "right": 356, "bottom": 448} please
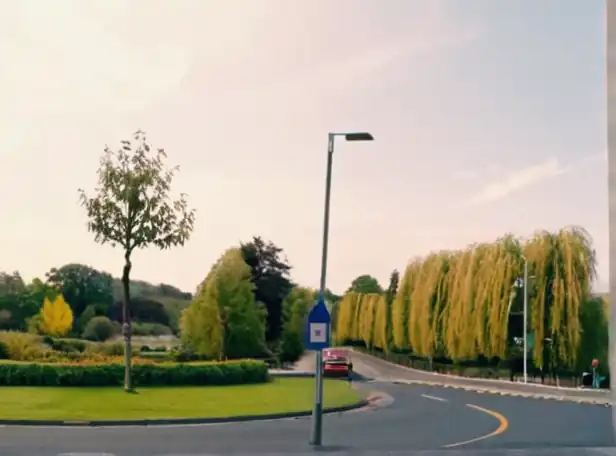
{"left": 0, "top": 378, "right": 362, "bottom": 420}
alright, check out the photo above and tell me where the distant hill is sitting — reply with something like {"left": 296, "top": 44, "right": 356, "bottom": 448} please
{"left": 111, "top": 278, "right": 193, "bottom": 332}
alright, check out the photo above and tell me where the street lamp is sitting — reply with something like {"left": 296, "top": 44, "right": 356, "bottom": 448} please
{"left": 310, "top": 131, "right": 374, "bottom": 447}
{"left": 521, "top": 254, "right": 529, "bottom": 384}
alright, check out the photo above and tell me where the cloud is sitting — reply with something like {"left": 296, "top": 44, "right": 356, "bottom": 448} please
{"left": 463, "top": 157, "right": 567, "bottom": 206}
{"left": 461, "top": 151, "right": 606, "bottom": 207}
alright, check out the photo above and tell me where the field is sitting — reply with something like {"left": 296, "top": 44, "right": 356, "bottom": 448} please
{"left": 0, "top": 378, "right": 361, "bottom": 420}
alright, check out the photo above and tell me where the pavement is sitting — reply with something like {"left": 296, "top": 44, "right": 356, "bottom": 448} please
{"left": 0, "top": 351, "right": 613, "bottom": 455}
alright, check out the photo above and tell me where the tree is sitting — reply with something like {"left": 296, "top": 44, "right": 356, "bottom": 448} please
{"left": 240, "top": 236, "right": 293, "bottom": 342}
{"left": 41, "top": 295, "right": 74, "bottom": 337}
{"left": 46, "top": 264, "right": 114, "bottom": 318}
{"left": 79, "top": 130, "right": 196, "bottom": 391}
{"left": 384, "top": 269, "right": 399, "bottom": 351}
{"left": 333, "top": 226, "right": 596, "bottom": 371}
{"left": 279, "top": 286, "right": 314, "bottom": 363}
{"left": 347, "top": 274, "right": 383, "bottom": 295}
{"left": 181, "top": 248, "right": 267, "bottom": 360}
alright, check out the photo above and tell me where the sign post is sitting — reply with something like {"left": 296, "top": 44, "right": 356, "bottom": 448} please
{"left": 305, "top": 297, "right": 331, "bottom": 446}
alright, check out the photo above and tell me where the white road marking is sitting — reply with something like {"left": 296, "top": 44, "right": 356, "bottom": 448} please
{"left": 421, "top": 393, "right": 448, "bottom": 402}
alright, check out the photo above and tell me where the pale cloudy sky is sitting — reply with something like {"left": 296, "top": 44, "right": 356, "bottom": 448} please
{"left": 0, "top": 0, "right": 607, "bottom": 294}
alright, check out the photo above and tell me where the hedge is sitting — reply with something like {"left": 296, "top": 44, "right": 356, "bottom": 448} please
{"left": 0, "top": 359, "right": 269, "bottom": 387}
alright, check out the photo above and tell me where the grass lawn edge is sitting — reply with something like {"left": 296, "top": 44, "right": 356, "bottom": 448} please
{"left": 0, "top": 378, "right": 369, "bottom": 427}
{"left": 0, "top": 398, "right": 369, "bottom": 427}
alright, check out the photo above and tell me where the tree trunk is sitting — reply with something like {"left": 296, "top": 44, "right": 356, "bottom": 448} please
{"left": 121, "top": 254, "right": 133, "bottom": 392}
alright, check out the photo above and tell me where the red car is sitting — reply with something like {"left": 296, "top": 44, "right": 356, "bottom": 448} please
{"left": 323, "top": 348, "right": 353, "bottom": 378}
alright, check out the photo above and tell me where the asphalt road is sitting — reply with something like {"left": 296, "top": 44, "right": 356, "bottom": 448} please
{"left": 0, "top": 352, "right": 613, "bottom": 456}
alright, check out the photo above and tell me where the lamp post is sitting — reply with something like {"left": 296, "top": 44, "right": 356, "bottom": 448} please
{"left": 310, "top": 131, "right": 374, "bottom": 447}
{"left": 521, "top": 254, "right": 529, "bottom": 384}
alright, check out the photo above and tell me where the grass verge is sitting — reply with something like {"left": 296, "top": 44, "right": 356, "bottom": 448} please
{"left": 0, "top": 377, "right": 362, "bottom": 420}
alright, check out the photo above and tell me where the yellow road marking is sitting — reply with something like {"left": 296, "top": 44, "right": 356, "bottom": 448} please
{"left": 442, "top": 403, "right": 509, "bottom": 448}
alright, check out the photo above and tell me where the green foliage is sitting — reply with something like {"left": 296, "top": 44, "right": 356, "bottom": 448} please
{"left": 0, "top": 340, "right": 8, "bottom": 359}
{"left": 45, "top": 264, "right": 114, "bottom": 318}
{"left": 577, "top": 296, "right": 609, "bottom": 375}
{"left": 131, "top": 322, "right": 173, "bottom": 337}
{"left": 82, "top": 316, "right": 117, "bottom": 342}
{"left": 278, "top": 287, "right": 313, "bottom": 364}
{"left": 181, "top": 248, "right": 267, "bottom": 360}
{"left": 78, "top": 130, "right": 196, "bottom": 256}
{"left": 240, "top": 236, "right": 293, "bottom": 342}
{"left": 347, "top": 274, "right": 383, "bottom": 295}
{"left": 0, "top": 359, "right": 269, "bottom": 387}
{"left": 0, "top": 332, "right": 44, "bottom": 361}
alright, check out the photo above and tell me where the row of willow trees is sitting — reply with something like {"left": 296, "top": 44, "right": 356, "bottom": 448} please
{"left": 335, "top": 227, "right": 606, "bottom": 372}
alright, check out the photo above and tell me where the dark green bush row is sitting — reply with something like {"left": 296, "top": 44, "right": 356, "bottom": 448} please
{"left": 0, "top": 360, "right": 269, "bottom": 387}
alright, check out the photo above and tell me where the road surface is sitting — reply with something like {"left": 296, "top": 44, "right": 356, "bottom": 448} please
{"left": 0, "top": 351, "right": 612, "bottom": 455}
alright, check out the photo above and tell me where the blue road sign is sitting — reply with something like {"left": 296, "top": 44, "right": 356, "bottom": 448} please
{"left": 305, "top": 297, "right": 331, "bottom": 351}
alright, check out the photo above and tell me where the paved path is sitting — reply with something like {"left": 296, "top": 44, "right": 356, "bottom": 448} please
{"left": 0, "top": 351, "right": 612, "bottom": 455}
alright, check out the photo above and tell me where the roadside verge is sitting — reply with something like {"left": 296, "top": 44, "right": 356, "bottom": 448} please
{"left": 0, "top": 399, "right": 369, "bottom": 427}
{"left": 347, "top": 348, "right": 612, "bottom": 407}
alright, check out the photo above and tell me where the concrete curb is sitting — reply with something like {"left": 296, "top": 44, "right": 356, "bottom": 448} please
{"left": 0, "top": 399, "right": 370, "bottom": 427}
{"left": 384, "top": 378, "right": 613, "bottom": 407}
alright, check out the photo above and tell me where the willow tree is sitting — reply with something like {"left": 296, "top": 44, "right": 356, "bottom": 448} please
{"left": 334, "top": 293, "right": 355, "bottom": 343}
{"left": 360, "top": 293, "right": 378, "bottom": 348}
{"left": 372, "top": 295, "right": 388, "bottom": 350}
{"left": 392, "top": 259, "right": 421, "bottom": 350}
{"left": 181, "top": 248, "right": 266, "bottom": 360}
{"left": 79, "top": 130, "right": 195, "bottom": 392}
{"left": 280, "top": 286, "right": 314, "bottom": 363}
{"left": 408, "top": 252, "right": 449, "bottom": 359}
{"left": 524, "top": 226, "right": 596, "bottom": 369}
{"left": 350, "top": 293, "right": 364, "bottom": 341}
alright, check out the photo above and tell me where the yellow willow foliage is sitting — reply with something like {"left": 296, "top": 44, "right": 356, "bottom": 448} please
{"left": 524, "top": 227, "right": 595, "bottom": 368}
{"left": 408, "top": 252, "right": 449, "bottom": 358}
{"left": 350, "top": 292, "right": 364, "bottom": 340}
{"left": 360, "top": 294, "right": 379, "bottom": 348}
{"left": 332, "top": 226, "right": 595, "bottom": 369}
{"left": 372, "top": 295, "right": 388, "bottom": 350}
{"left": 392, "top": 258, "right": 421, "bottom": 349}
{"left": 335, "top": 292, "right": 359, "bottom": 342}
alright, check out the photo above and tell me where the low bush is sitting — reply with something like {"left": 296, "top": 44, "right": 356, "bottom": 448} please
{"left": 82, "top": 316, "right": 116, "bottom": 342}
{"left": 44, "top": 337, "right": 87, "bottom": 353}
{"left": 132, "top": 322, "right": 173, "bottom": 337}
{"left": 0, "top": 340, "right": 8, "bottom": 359}
{"left": 0, "top": 331, "right": 44, "bottom": 361}
{"left": 0, "top": 359, "right": 269, "bottom": 387}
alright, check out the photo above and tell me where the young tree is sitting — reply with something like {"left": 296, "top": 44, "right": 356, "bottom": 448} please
{"left": 79, "top": 130, "right": 196, "bottom": 391}
{"left": 41, "top": 295, "right": 74, "bottom": 337}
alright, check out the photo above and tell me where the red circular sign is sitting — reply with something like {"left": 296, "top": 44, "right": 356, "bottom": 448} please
{"left": 592, "top": 358, "right": 599, "bottom": 368}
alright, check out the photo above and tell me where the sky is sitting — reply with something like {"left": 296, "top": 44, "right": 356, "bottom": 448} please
{"left": 0, "top": 0, "right": 608, "bottom": 294}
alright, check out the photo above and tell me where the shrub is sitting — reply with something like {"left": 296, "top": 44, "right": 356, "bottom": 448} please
{"left": 45, "top": 337, "right": 87, "bottom": 353}
{"left": 278, "top": 330, "right": 304, "bottom": 365}
{"left": 0, "top": 359, "right": 269, "bottom": 387}
{"left": 0, "top": 331, "right": 44, "bottom": 361}
{"left": 0, "top": 340, "right": 8, "bottom": 359}
{"left": 82, "top": 316, "right": 116, "bottom": 341}
{"left": 132, "top": 322, "right": 173, "bottom": 337}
